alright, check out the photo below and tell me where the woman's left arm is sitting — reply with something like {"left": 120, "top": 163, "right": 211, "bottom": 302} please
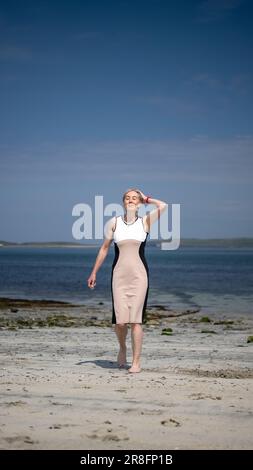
{"left": 139, "top": 192, "right": 168, "bottom": 232}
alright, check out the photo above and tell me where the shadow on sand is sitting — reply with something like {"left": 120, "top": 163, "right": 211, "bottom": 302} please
{"left": 76, "top": 359, "right": 129, "bottom": 370}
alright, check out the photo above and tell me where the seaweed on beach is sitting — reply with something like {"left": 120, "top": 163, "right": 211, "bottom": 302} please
{"left": 0, "top": 297, "right": 79, "bottom": 310}
{"left": 0, "top": 315, "right": 111, "bottom": 329}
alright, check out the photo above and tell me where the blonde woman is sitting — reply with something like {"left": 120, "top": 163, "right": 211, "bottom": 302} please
{"left": 87, "top": 189, "right": 167, "bottom": 373}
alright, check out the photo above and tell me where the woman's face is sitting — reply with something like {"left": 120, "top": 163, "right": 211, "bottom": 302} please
{"left": 123, "top": 191, "right": 141, "bottom": 212}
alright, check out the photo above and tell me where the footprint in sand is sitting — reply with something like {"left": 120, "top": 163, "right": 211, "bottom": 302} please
{"left": 4, "top": 435, "right": 38, "bottom": 445}
{"left": 161, "top": 418, "right": 181, "bottom": 427}
{"left": 87, "top": 428, "right": 129, "bottom": 442}
{"left": 49, "top": 424, "right": 79, "bottom": 429}
{"left": 5, "top": 401, "right": 27, "bottom": 407}
{"left": 140, "top": 409, "right": 163, "bottom": 415}
{"left": 103, "top": 434, "right": 129, "bottom": 442}
{"left": 50, "top": 401, "right": 73, "bottom": 406}
{"left": 190, "top": 393, "right": 222, "bottom": 400}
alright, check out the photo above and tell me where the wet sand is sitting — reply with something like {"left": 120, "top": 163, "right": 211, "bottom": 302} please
{"left": 0, "top": 298, "right": 253, "bottom": 450}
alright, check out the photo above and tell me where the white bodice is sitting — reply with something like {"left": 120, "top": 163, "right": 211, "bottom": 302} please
{"left": 113, "top": 216, "right": 147, "bottom": 243}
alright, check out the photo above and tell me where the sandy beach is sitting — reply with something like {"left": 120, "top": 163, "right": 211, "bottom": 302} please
{"left": 0, "top": 298, "right": 253, "bottom": 450}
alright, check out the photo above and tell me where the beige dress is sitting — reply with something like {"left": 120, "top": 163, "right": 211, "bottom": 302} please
{"left": 111, "top": 216, "right": 149, "bottom": 324}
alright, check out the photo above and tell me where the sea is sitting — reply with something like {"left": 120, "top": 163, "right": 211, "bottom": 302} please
{"left": 0, "top": 246, "right": 253, "bottom": 317}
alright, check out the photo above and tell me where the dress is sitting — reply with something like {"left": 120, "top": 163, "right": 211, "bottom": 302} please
{"left": 111, "top": 215, "right": 149, "bottom": 324}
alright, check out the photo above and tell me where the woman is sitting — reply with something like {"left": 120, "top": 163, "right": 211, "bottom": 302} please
{"left": 87, "top": 189, "right": 167, "bottom": 373}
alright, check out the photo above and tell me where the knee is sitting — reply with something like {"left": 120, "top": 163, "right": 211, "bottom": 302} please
{"left": 116, "top": 323, "right": 127, "bottom": 328}
{"left": 131, "top": 323, "right": 142, "bottom": 330}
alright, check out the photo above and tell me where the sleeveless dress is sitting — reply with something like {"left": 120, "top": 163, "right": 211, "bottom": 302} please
{"left": 111, "top": 215, "right": 149, "bottom": 324}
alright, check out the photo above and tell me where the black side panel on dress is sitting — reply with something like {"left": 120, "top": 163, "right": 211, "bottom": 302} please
{"left": 111, "top": 242, "right": 119, "bottom": 324}
{"left": 139, "top": 236, "right": 149, "bottom": 323}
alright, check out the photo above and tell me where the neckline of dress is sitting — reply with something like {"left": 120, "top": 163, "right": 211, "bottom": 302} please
{"left": 121, "top": 215, "right": 139, "bottom": 226}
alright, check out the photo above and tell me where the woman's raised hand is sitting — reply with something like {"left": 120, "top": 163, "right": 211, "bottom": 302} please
{"left": 138, "top": 190, "right": 147, "bottom": 203}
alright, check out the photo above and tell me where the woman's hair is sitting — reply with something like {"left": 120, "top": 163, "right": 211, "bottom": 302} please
{"left": 122, "top": 188, "right": 144, "bottom": 204}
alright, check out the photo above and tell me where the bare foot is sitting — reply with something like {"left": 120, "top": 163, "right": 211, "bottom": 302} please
{"left": 117, "top": 348, "right": 127, "bottom": 367}
{"left": 128, "top": 365, "right": 141, "bottom": 373}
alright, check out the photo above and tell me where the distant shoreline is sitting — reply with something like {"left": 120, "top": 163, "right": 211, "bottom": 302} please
{"left": 1, "top": 238, "right": 253, "bottom": 248}
{"left": 0, "top": 244, "right": 99, "bottom": 248}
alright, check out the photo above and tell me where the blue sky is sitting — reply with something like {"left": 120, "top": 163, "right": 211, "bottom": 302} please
{"left": 0, "top": 0, "right": 252, "bottom": 242}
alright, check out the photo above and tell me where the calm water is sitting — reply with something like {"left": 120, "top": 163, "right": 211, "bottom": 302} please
{"left": 0, "top": 246, "right": 253, "bottom": 316}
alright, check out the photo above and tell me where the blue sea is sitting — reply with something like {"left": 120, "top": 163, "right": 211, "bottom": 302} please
{"left": 0, "top": 246, "right": 253, "bottom": 317}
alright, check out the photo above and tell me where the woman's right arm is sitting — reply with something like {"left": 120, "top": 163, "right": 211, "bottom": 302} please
{"left": 87, "top": 217, "right": 116, "bottom": 289}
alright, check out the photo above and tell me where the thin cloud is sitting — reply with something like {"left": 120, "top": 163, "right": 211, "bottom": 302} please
{"left": 228, "top": 73, "right": 252, "bottom": 94}
{"left": 136, "top": 95, "right": 203, "bottom": 114}
{"left": 195, "top": 0, "right": 245, "bottom": 23}
{"left": 72, "top": 31, "right": 104, "bottom": 40}
{"left": 216, "top": 199, "right": 249, "bottom": 212}
{"left": 186, "top": 72, "right": 252, "bottom": 96}
{"left": 189, "top": 73, "right": 222, "bottom": 89}
{"left": 0, "top": 45, "right": 32, "bottom": 61}
{"left": 1, "top": 136, "right": 252, "bottom": 184}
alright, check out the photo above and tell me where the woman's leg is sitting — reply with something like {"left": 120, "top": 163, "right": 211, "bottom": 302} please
{"left": 115, "top": 324, "right": 128, "bottom": 366}
{"left": 129, "top": 323, "right": 143, "bottom": 373}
